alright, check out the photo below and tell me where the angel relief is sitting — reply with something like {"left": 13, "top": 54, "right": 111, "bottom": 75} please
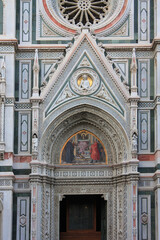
{"left": 60, "top": 130, "right": 107, "bottom": 164}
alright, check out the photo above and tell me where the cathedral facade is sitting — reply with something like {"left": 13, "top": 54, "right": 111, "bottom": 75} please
{"left": 0, "top": 0, "right": 160, "bottom": 239}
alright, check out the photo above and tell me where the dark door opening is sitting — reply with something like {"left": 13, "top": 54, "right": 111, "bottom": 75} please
{"left": 60, "top": 195, "right": 106, "bottom": 240}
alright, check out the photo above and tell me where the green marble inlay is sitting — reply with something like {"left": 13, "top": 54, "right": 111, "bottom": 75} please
{"left": 97, "top": 39, "right": 138, "bottom": 44}
{"left": 150, "top": 59, "right": 154, "bottom": 100}
{"left": 138, "top": 167, "right": 155, "bottom": 173}
{"left": 14, "top": 111, "right": 18, "bottom": 154}
{"left": 150, "top": 0, "right": 154, "bottom": 42}
{"left": 0, "top": 166, "right": 12, "bottom": 172}
{"left": 0, "top": 0, "right": 3, "bottom": 34}
{"left": 134, "top": 0, "right": 138, "bottom": 42}
{"left": 156, "top": 164, "right": 160, "bottom": 170}
{"left": 139, "top": 163, "right": 160, "bottom": 171}
{"left": 150, "top": 110, "right": 155, "bottom": 152}
{"left": 12, "top": 193, "right": 31, "bottom": 240}
{"left": 13, "top": 169, "right": 31, "bottom": 175}
{"left": 16, "top": 0, "right": 20, "bottom": 43}
{"left": 138, "top": 191, "right": 155, "bottom": 240}
{"left": 128, "top": 59, "right": 131, "bottom": 88}
{"left": 15, "top": 61, "right": 19, "bottom": 101}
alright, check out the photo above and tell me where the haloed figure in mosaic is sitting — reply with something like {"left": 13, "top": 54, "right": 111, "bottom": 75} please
{"left": 62, "top": 139, "right": 75, "bottom": 163}
{"left": 90, "top": 140, "right": 100, "bottom": 163}
{"left": 80, "top": 74, "right": 90, "bottom": 90}
{"left": 61, "top": 131, "right": 106, "bottom": 164}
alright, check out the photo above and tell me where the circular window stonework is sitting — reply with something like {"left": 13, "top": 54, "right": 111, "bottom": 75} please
{"left": 59, "top": 0, "right": 110, "bottom": 27}
{"left": 70, "top": 68, "right": 100, "bottom": 95}
{"left": 41, "top": 0, "right": 131, "bottom": 36}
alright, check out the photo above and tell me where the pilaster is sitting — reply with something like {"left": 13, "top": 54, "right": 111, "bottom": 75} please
{"left": 2, "top": 0, "right": 16, "bottom": 38}
{"left": 30, "top": 182, "right": 42, "bottom": 240}
{"left": 0, "top": 57, "right": 6, "bottom": 159}
{"left": 155, "top": 52, "right": 160, "bottom": 161}
{"left": 129, "top": 49, "right": 140, "bottom": 158}
{"left": 153, "top": 171, "right": 160, "bottom": 240}
{"left": 0, "top": 174, "right": 14, "bottom": 240}
{"left": 4, "top": 54, "right": 15, "bottom": 154}
{"left": 154, "top": 0, "right": 160, "bottom": 38}
{"left": 30, "top": 49, "right": 41, "bottom": 161}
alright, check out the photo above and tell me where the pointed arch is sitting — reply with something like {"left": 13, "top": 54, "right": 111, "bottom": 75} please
{"left": 39, "top": 104, "right": 131, "bottom": 165}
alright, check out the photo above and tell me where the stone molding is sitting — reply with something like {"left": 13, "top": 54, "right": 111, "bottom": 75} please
{"left": 29, "top": 170, "right": 139, "bottom": 240}
{"left": 30, "top": 159, "right": 139, "bottom": 181}
{"left": 0, "top": 176, "right": 14, "bottom": 190}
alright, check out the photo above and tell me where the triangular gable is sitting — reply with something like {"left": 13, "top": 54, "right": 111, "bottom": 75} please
{"left": 45, "top": 50, "right": 124, "bottom": 116}
{"left": 41, "top": 31, "right": 130, "bottom": 118}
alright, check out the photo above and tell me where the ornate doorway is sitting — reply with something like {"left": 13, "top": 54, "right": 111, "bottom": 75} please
{"left": 60, "top": 195, "right": 106, "bottom": 240}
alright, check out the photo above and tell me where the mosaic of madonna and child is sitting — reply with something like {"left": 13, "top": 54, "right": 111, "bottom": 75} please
{"left": 61, "top": 131, "right": 106, "bottom": 164}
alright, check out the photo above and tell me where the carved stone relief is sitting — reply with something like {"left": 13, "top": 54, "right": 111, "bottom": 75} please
{"left": 70, "top": 68, "right": 100, "bottom": 95}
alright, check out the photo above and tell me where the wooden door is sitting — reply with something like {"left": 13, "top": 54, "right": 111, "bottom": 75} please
{"left": 60, "top": 195, "right": 101, "bottom": 240}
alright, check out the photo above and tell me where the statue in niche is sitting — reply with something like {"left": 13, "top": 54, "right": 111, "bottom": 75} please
{"left": 32, "top": 133, "right": 38, "bottom": 152}
{"left": 61, "top": 130, "right": 106, "bottom": 164}
{"left": 132, "top": 132, "right": 138, "bottom": 151}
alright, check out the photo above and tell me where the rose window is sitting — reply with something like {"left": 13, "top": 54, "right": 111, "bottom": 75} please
{"left": 59, "top": 0, "right": 110, "bottom": 27}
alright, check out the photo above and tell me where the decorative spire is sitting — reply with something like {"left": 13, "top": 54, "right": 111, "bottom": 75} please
{"left": 0, "top": 56, "right": 6, "bottom": 98}
{"left": 32, "top": 49, "right": 40, "bottom": 97}
{"left": 130, "top": 48, "right": 138, "bottom": 97}
{"left": 33, "top": 49, "right": 39, "bottom": 72}
{"left": 130, "top": 48, "right": 137, "bottom": 71}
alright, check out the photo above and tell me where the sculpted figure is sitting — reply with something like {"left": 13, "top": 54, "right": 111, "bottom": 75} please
{"left": 132, "top": 132, "right": 138, "bottom": 151}
{"left": 80, "top": 74, "right": 90, "bottom": 90}
{"left": 32, "top": 133, "right": 38, "bottom": 152}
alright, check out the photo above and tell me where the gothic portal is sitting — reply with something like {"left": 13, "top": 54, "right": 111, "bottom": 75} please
{"left": 0, "top": 0, "right": 160, "bottom": 240}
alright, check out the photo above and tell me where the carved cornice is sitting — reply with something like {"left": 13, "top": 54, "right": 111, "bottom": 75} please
{"left": 103, "top": 38, "right": 160, "bottom": 52}
{"left": 30, "top": 159, "right": 139, "bottom": 184}
{"left": 0, "top": 39, "right": 18, "bottom": 51}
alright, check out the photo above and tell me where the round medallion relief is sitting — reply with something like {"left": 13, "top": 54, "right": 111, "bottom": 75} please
{"left": 70, "top": 68, "right": 100, "bottom": 95}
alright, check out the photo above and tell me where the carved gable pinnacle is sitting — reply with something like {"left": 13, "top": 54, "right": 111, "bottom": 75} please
{"left": 130, "top": 48, "right": 139, "bottom": 98}
{"left": 130, "top": 48, "right": 137, "bottom": 72}
{"left": 33, "top": 49, "right": 39, "bottom": 72}
{"left": 32, "top": 49, "right": 40, "bottom": 98}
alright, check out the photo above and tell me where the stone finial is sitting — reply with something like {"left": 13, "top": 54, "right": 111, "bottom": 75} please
{"left": 32, "top": 49, "right": 40, "bottom": 97}
{"left": 33, "top": 49, "right": 39, "bottom": 72}
{"left": 130, "top": 48, "right": 137, "bottom": 71}
{"left": 130, "top": 48, "right": 138, "bottom": 97}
